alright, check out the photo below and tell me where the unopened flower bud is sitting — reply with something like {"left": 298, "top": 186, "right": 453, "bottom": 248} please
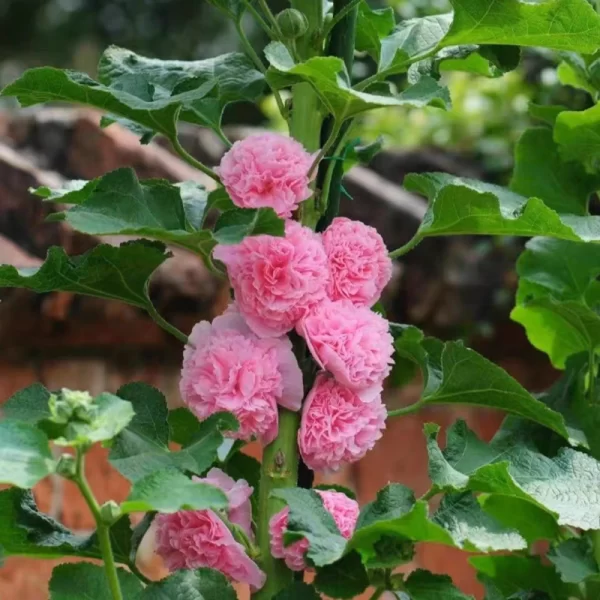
{"left": 276, "top": 9, "right": 309, "bottom": 39}
{"left": 100, "top": 500, "right": 122, "bottom": 525}
{"left": 55, "top": 454, "right": 77, "bottom": 479}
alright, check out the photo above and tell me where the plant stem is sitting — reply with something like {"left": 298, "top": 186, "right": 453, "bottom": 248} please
{"left": 387, "top": 398, "right": 426, "bottom": 418}
{"left": 308, "top": 119, "right": 342, "bottom": 179}
{"left": 258, "top": 0, "right": 283, "bottom": 39}
{"left": 388, "top": 235, "right": 422, "bottom": 259}
{"left": 145, "top": 300, "right": 189, "bottom": 344}
{"left": 75, "top": 450, "right": 123, "bottom": 600}
{"left": 589, "top": 349, "right": 597, "bottom": 403}
{"left": 254, "top": 409, "right": 300, "bottom": 599}
{"left": 241, "top": 0, "right": 274, "bottom": 37}
{"left": 321, "top": 0, "right": 362, "bottom": 42}
{"left": 369, "top": 588, "right": 385, "bottom": 600}
{"left": 170, "top": 136, "right": 221, "bottom": 182}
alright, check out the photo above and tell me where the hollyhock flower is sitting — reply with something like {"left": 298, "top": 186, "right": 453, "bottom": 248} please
{"left": 214, "top": 221, "right": 329, "bottom": 338}
{"left": 269, "top": 489, "right": 359, "bottom": 571}
{"left": 298, "top": 374, "right": 387, "bottom": 471}
{"left": 180, "top": 305, "right": 304, "bottom": 443}
{"left": 217, "top": 133, "right": 315, "bottom": 218}
{"left": 297, "top": 300, "right": 394, "bottom": 402}
{"left": 322, "top": 217, "right": 392, "bottom": 307}
{"left": 193, "top": 468, "right": 253, "bottom": 538}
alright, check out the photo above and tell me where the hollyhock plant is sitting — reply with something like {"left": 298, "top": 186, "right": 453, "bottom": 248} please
{"left": 180, "top": 305, "right": 303, "bottom": 444}
{"left": 269, "top": 489, "right": 359, "bottom": 571}
{"left": 214, "top": 220, "right": 330, "bottom": 338}
{"left": 298, "top": 373, "right": 387, "bottom": 471}
{"left": 217, "top": 133, "right": 315, "bottom": 218}
{"left": 322, "top": 217, "right": 393, "bottom": 307}
{"left": 297, "top": 299, "right": 394, "bottom": 402}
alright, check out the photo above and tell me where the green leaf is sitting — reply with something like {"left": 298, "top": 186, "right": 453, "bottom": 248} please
{"left": 402, "top": 569, "right": 474, "bottom": 600}
{"left": 49, "top": 562, "right": 143, "bottom": 600}
{"left": 427, "top": 419, "right": 600, "bottom": 531}
{"left": 441, "top": 0, "right": 600, "bottom": 53}
{"left": 121, "top": 468, "right": 228, "bottom": 514}
{"left": 355, "top": 1, "right": 395, "bottom": 61}
{"left": 0, "top": 421, "right": 54, "bottom": 487}
{"left": 98, "top": 46, "right": 264, "bottom": 135}
{"left": 555, "top": 102, "right": 600, "bottom": 170}
{"left": 272, "top": 488, "right": 348, "bottom": 567}
{"left": 32, "top": 179, "right": 98, "bottom": 205}
{"left": 213, "top": 207, "right": 285, "bottom": 244}
{"left": 529, "top": 103, "right": 567, "bottom": 127}
{"left": 143, "top": 568, "right": 237, "bottom": 600}
{"left": 404, "top": 172, "right": 600, "bottom": 244}
{"left": 557, "top": 55, "right": 596, "bottom": 95}
{"left": 273, "top": 583, "right": 322, "bottom": 600}
{"left": 392, "top": 325, "right": 569, "bottom": 437}
{"left": 0, "top": 488, "right": 131, "bottom": 562}
{"left": 313, "top": 552, "right": 369, "bottom": 599}
{"left": 347, "top": 484, "right": 453, "bottom": 564}
{"left": 265, "top": 43, "right": 450, "bottom": 122}
{"left": 547, "top": 537, "right": 600, "bottom": 584}
{"left": 470, "top": 555, "right": 570, "bottom": 600}
{"left": 511, "top": 128, "right": 600, "bottom": 215}
{"left": 432, "top": 492, "right": 526, "bottom": 552}
{"left": 50, "top": 169, "right": 215, "bottom": 257}
{"left": 0, "top": 240, "right": 169, "bottom": 311}
{"left": 438, "top": 45, "right": 521, "bottom": 78}
{"left": 3, "top": 384, "right": 52, "bottom": 425}
{"left": 511, "top": 237, "right": 600, "bottom": 368}
{"left": 168, "top": 407, "right": 202, "bottom": 446}
{"left": 110, "top": 382, "right": 237, "bottom": 481}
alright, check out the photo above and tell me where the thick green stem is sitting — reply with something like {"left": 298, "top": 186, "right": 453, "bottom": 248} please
{"left": 254, "top": 409, "right": 300, "bottom": 600}
{"left": 75, "top": 450, "right": 123, "bottom": 600}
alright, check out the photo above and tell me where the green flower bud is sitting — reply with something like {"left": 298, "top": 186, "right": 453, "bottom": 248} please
{"left": 56, "top": 454, "right": 77, "bottom": 479}
{"left": 100, "top": 500, "right": 122, "bottom": 525}
{"left": 276, "top": 9, "right": 309, "bottom": 40}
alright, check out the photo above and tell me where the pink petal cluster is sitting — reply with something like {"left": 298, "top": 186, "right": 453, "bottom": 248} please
{"left": 322, "top": 217, "right": 392, "bottom": 307}
{"left": 269, "top": 489, "right": 359, "bottom": 571}
{"left": 298, "top": 300, "right": 394, "bottom": 402}
{"left": 180, "top": 305, "right": 303, "bottom": 444}
{"left": 217, "top": 133, "right": 315, "bottom": 218}
{"left": 214, "top": 221, "right": 330, "bottom": 338}
{"left": 155, "top": 469, "right": 265, "bottom": 590}
{"left": 299, "top": 374, "right": 387, "bottom": 471}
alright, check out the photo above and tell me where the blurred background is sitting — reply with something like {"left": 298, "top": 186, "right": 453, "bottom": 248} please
{"left": 0, "top": 0, "right": 591, "bottom": 598}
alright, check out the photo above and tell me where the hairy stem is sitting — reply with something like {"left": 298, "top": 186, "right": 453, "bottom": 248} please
{"left": 170, "top": 136, "right": 221, "bottom": 182}
{"left": 254, "top": 409, "right": 300, "bottom": 599}
{"left": 387, "top": 397, "right": 426, "bottom": 418}
{"left": 145, "top": 297, "right": 189, "bottom": 344}
{"left": 75, "top": 450, "right": 123, "bottom": 600}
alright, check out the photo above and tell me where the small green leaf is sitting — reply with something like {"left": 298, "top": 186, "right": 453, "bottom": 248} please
{"left": 557, "top": 55, "right": 596, "bottom": 95}
{"left": 441, "top": 0, "right": 600, "bottom": 53}
{"left": 49, "top": 562, "right": 143, "bottom": 600}
{"left": 392, "top": 325, "right": 569, "bottom": 437}
{"left": 272, "top": 488, "right": 348, "bottom": 567}
{"left": 529, "top": 103, "right": 567, "bottom": 126}
{"left": 433, "top": 492, "right": 526, "bottom": 552}
{"left": 121, "top": 468, "right": 228, "bottom": 514}
{"left": 403, "top": 172, "right": 600, "bottom": 244}
{"left": 213, "top": 208, "right": 285, "bottom": 244}
{"left": 470, "top": 555, "right": 570, "bottom": 600}
{"left": 511, "top": 128, "right": 600, "bottom": 215}
{"left": 32, "top": 179, "right": 98, "bottom": 204}
{"left": 438, "top": 45, "right": 521, "bottom": 78}
{"left": 265, "top": 43, "right": 450, "bottom": 122}
{"left": 402, "top": 569, "right": 474, "bottom": 600}
{"left": 313, "top": 552, "right": 369, "bottom": 599}
{"left": 555, "top": 102, "right": 600, "bottom": 167}
{"left": 511, "top": 238, "right": 600, "bottom": 368}
{"left": 547, "top": 537, "right": 600, "bottom": 584}
{"left": 273, "top": 582, "right": 322, "bottom": 600}
{"left": 347, "top": 484, "right": 453, "bottom": 563}
{"left": 0, "top": 421, "right": 54, "bottom": 487}
{"left": 169, "top": 407, "right": 202, "bottom": 446}
{"left": 143, "top": 568, "right": 237, "bottom": 599}
{"left": 355, "top": 1, "right": 395, "bottom": 61}
{"left": 0, "top": 240, "right": 169, "bottom": 311}
{"left": 3, "top": 384, "right": 52, "bottom": 425}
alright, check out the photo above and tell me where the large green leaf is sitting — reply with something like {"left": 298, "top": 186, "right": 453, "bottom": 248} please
{"left": 273, "top": 583, "right": 321, "bottom": 600}
{"left": 109, "top": 382, "right": 237, "bottom": 482}
{"left": 392, "top": 325, "right": 569, "bottom": 437}
{"left": 0, "top": 421, "right": 54, "bottom": 487}
{"left": 426, "top": 420, "right": 600, "bottom": 531}
{"left": 511, "top": 237, "right": 600, "bottom": 368}
{"left": 347, "top": 484, "right": 453, "bottom": 564}
{"left": 2, "top": 384, "right": 52, "bottom": 425}
{"left": 265, "top": 43, "right": 450, "bottom": 122}
{"left": 272, "top": 488, "right": 348, "bottom": 567}
{"left": 403, "top": 172, "right": 600, "bottom": 244}
{"left": 432, "top": 492, "right": 526, "bottom": 552}
{"left": 0, "top": 488, "right": 132, "bottom": 562}
{"left": 0, "top": 240, "right": 169, "bottom": 311}
{"left": 510, "top": 128, "right": 600, "bottom": 215}
{"left": 313, "top": 552, "right": 369, "bottom": 599}
{"left": 143, "top": 568, "right": 237, "bottom": 600}
{"left": 401, "top": 569, "right": 474, "bottom": 600}
{"left": 442, "top": 0, "right": 600, "bottom": 53}
{"left": 49, "top": 562, "right": 144, "bottom": 600}
{"left": 121, "top": 468, "right": 228, "bottom": 514}
{"left": 547, "top": 537, "right": 600, "bottom": 584}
